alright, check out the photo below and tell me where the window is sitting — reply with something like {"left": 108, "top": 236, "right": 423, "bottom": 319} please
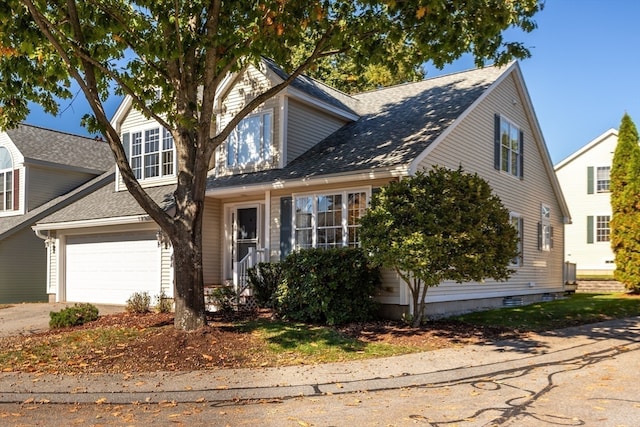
{"left": 596, "top": 166, "right": 610, "bottom": 193}
{"left": 123, "top": 128, "right": 174, "bottom": 180}
{"left": 0, "top": 147, "right": 13, "bottom": 211}
{"left": 510, "top": 213, "right": 523, "bottom": 267}
{"left": 539, "top": 204, "right": 552, "bottom": 251}
{"left": 293, "top": 190, "right": 368, "bottom": 250}
{"left": 494, "top": 115, "right": 523, "bottom": 178}
{"left": 596, "top": 215, "right": 610, "bottom": 242}
{"left": 227, "top": 111, "right": 272, "bottom": 167}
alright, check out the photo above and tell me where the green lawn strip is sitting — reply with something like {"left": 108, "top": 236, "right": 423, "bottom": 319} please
{"left": 238, "top": 320, "right": 419, "bottom": 364}
{"left": 451, "top": 293, "right": 640, "bottom": 332}
{"left": 0, "top": 327, "right": 142, "bottom": 372}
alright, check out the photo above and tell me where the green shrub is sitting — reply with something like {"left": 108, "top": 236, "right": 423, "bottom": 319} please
{"left": 248, "top": 262, "right": 283, "bottom": 308}
{"left": 126, "top": 291, "right": 151, "bottom": 313}
{"left": 207, "top": 286, "right": 236, "bottom": 312}
{"left": 49, "top": 303, "right": 99, "bottom": 329}
{"left": 275, "top": 247, "right": 381, "bottom": 325}
{"left": 155, "top": 291, "right": 173, "bottom": 313}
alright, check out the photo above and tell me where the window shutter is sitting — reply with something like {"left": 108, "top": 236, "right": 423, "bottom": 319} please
{"left": 537, "top": 222, "right": 542, "bottom": 250}
{"left": 494, "top": 114, "right": 501, "bottom": 170}
{"left": 587, "top": 166, "right": 594, "bottom": 194}
{"left": 280, "top": 196, "right": 292, "bottom": 260}
{"left": 519, "top": 130, "right": 524, "bottom": 179}
{"left": 122, "top": 132, "right": 130, "bottom": 160}
{"left": 550, "top": 226, "right": 554, "bottom": 249}
{"left": 519, "top": 217, "right": 524, "bottom": 263}
{"left": 12, "top": 168, "right": 19, "bottom": 210}
{"left": 586, "top": 216, "right": 594, "bottom": 244}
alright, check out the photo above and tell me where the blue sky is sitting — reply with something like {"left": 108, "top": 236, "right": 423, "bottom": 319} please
{"left": 26, "top": 1, "right": 640, "bottom": 165}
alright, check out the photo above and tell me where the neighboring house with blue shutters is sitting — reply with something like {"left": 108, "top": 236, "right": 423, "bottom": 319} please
{"left": 555, "top": 129, "right": 618, "bottom": 278}
{"left": 0, "top": 125, "right": 113, "bottom": 303}
{"left": 34, "top": 60, "right": 571, "bottom": 318}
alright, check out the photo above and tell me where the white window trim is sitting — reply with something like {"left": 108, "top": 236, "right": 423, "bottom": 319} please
{"left": 509, "top": 212, "right": 523, "bottom": 267}
{"left": 0, "top": 147, "right": 14, "bottom": 212}
{"left": 595, "top": 214, "right": 611, "bottom": 243}
{"left": 120, "top": 125, "right": 176, "bottom": 186}
{"left": 498, "top": 115, "right": 522, "bottom": 178}
{"left": 292, "top": 187, "right": 370, "bottom": 250}
{"left": 226, "top": 109, "right": 274, "bottom": 168}
{"left": 596, "top": 166, "right": 611, "bottom": 193}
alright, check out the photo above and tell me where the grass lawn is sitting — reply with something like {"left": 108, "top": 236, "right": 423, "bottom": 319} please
{"left": 452, "top": 292, "right": 640, "bottom": 331}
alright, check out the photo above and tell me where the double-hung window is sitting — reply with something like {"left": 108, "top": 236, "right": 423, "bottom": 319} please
{"left": 494, "top": 114, "right": 524, "bottom": 178}
{"left": 293, "top": 190, "right": 368, "bottom": 250}
{"left": 227, "top": 111, "right": 272, "bottom": 167}
{"left": 587, "top": 215, "right": 611, "bottom": 243}
{"left": 509, "top": 213, "right": 523, "bottom": 267}
{"left": 124, "top": 128, "right": 174, "bottom": 180}
{"left": 0, "top": 147, "right": 14, "bottom": 211}
{"left": 538, "top": 204, "right": 552, "bottom": 251}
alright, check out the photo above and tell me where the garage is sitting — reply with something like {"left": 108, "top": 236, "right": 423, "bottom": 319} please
{"left": 65, "top": 231, "right": 160, "bottom": 305}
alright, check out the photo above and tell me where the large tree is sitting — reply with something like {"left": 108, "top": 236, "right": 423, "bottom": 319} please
{"left": 610, "top": 113, "right": 640, "bottom": 292}
{"left": 359, "top": 167, "right": 519, "bottom": 326}
{"left": 0, "top": 0, "right": 542, "bottom": 330}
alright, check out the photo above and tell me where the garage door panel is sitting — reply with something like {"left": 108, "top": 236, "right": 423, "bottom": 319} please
{"left": 66, "top": 232, "right": 160, "bottom": 305}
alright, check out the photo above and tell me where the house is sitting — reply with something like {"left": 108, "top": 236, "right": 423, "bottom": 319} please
{"left": 555, "top": 129, "right": 618, "bottom": 278}
{"left": 0, "top": 124, "right": 113, "bottom": 303}
{"left": 33, "top": 60, "right": 571, "bottom": 318}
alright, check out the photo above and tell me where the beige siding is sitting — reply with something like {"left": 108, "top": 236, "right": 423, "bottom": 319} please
{"left": 203, "top": 197, "right": 223, "bottom": 284}
{"left": 0, "top": 229, "right": 47, "bottom": 303}
{"left": 160, "top": 245, "right": 173, "bottom": 296}
{"left": 215, "top": 67, "right": 281, "bottom": 175}
{"left": 27, "top": 166, "right": 95, "bottom": 210}
{"left": 555, "top": 132, "right": 617, "bottom": 273}
{"left": 48, "top": 237, "right": 57, "bottom": 295}
{"left": 413, "top": 73, "right": 564, "bottom": 302}
{"left": 286, "top": 99, "right": 348, "bottom": 163}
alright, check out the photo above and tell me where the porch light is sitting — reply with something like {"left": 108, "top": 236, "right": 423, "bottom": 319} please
{"left": 44, "top": 236, "right": 55, "bottom": 254}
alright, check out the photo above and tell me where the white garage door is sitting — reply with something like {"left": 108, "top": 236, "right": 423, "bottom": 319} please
{"left": 66, "top": 232, "right": 160, "bottom": 305}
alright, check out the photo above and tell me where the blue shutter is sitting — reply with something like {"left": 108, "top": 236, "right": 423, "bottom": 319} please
{"left": 280, "top": 196, "right": 292, "bottom": 260}
{"left": 494, "top": 114, "right": 501, "bottom": 170}
{"left": 587, "top": 167, "right": 594, "bottom": 194}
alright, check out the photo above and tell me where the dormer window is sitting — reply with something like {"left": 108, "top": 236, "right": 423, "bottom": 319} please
{"left": 227, "top": 111, "right": 272, "bottom": 167}
{"left": 123, "top": 128, "right": 175, "bottom": 180}
{"left": 0, "top": 147, "right": 14, "bottom": 211}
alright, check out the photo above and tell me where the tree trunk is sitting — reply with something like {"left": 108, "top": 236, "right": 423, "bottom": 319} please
{"left": 172, "top": 231, "right": 207, "bottom": 330}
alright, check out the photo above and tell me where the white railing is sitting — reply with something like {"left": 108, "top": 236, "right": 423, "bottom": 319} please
{"left": 233, "top": 247, "right": 267, "bottom": 305}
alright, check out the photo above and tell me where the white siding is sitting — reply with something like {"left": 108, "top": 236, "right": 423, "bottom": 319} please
{"left": 160, "top": 245, "right": 173, "bottom": 297}
{"left": 413, "top": 73, "right": 565, "bottom": 302}
{"left": 0, "top": 138, "right": 25, "bottom": 216}
{"left": 215, "top": 67, "right": 281, "bottom": 176}
{"left": 286, "top": 99, "right": 348, "bottom": 163}
{"left": 555, "top": 131, "right": 617, "bottom": 273}
{"left": 203, "top": 197, "right": 223, "bottom": 284}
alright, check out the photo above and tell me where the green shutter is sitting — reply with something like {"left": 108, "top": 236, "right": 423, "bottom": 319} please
{"left": 587, "top": 166, "right": 594, "bottom": 194}
{"left": 587, "top": 216, "right": 594, "bottom": 244}
{"left": 280, "top": 196, "right": 292, "bottom": 260}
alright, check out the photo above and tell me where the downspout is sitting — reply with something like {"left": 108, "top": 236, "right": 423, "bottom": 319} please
{"left": 33, "top": 228, "right": 54, "bottom": 300}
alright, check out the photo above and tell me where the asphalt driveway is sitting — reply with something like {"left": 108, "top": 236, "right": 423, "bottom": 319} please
{"left": 0, "top": 303, "right": 125, "bottom": 337}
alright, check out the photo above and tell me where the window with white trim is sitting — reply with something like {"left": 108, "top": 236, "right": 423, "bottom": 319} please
{"left": 294, "top": 190, "right": 368, "bottom": 249}
{"left": 539, "top": 204, "right": 552, "bottom": 251}
{"left": 0, "top": 147, "right": 13, "bottom": 211}
{"left": 494, "top": 115, "right": 523, "bottom": 178}
{"left": 596, "top": 166, "right": 610, "bottom": 193}
{"left": 596, "top": 215, "right": 611, "bottom": 242}
{"left": 123, "top": 127, "right": 175, "bottom": 180}
{"left": 509, "top": 213, "right": 523, "bottom": 267}
{"left": 227, "top": 111, "right": 272, "bottom": 167}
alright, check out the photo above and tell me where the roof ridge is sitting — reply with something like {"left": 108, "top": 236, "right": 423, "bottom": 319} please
{"left": 20, "top": 122, "right": 101, "bottom": 142}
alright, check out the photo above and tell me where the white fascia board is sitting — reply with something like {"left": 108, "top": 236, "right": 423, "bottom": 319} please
{"left": 110, "top": 95, "right": 133, "bottom": 131}
{"left": 283, "top": 85, "right": 360, "bottom": 122}
{"left": 33, "top": 214, "right": 154, "bottom": 231}
{"left": 206, "top": 166, "right": 409, "bottom": 197}
{"left": 22, "top": 158, "right": 106, "bottom": 175}
{"left": 554, "top": 128, "right": 619, "bottom": 171}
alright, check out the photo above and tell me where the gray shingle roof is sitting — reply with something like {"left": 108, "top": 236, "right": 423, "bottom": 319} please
{"left": 36, "top": 175, "right": 175, "bottom": 225}
{"left": 207, "top": 64, "right": 506, "bottom": 190}
{"left": 7, "top": 124, "right": 113, "bottom": 172}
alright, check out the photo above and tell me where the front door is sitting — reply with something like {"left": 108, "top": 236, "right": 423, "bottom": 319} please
{"left": 232, "top": 206, "right": 259, "bottom": 269}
